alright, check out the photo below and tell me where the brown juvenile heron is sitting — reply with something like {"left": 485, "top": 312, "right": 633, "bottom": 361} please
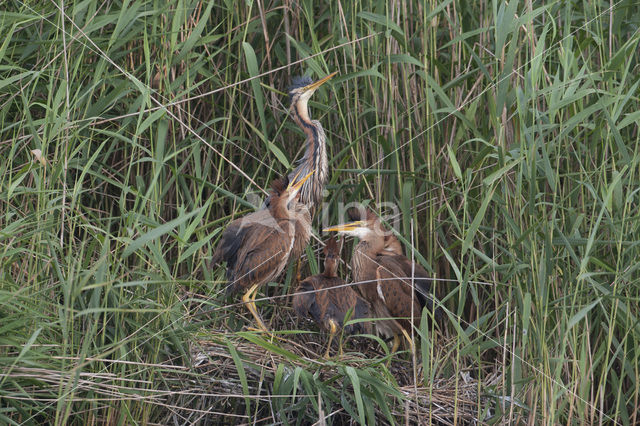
{"left": 324, "top": 208, "right": 439, "bottom": 352}
{"left": 293, "top": 236, "right": 371, "bottom": 357}
{"left": 285, "top": 71, "right": 337, "bottom": 213}
{"left": 211, "top": 171, "right": 314, "bottom": 332}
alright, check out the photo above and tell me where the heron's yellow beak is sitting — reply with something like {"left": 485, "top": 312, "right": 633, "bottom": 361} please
{"left": 323, "top": 221, "right": 366, "bottom": 233}
{"left": 288, "top": 170, "right": 315, "bottom": 193}
{"left": 302, "top": 71, "right": 338, "bottom": 93}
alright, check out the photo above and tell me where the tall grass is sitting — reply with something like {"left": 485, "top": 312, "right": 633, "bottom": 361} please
{"left": 1, "top": 0, "right": 639, "bottom": 424}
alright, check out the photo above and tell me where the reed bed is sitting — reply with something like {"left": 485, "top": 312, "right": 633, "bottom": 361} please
{"left": 1, "top": 0, "right": 639, "bottom": 424}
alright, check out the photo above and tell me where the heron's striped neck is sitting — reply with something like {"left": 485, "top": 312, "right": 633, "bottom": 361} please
{"left": 290, "top": 99, "right": 328, "bottom": 209}
{"left": 291, "top": 100, "right": 317, "bottom": 143}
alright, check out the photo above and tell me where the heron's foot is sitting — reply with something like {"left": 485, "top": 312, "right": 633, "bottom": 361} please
{"left": 242, "top": 284, "right": 273, "bottom": 337}
{"left": 324, "top": 319, "right": 339, "bottom": 358}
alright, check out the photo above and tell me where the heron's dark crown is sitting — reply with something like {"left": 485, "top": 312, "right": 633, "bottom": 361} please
{"left": 270, "top": 175, "right": 290, "bottom": 195}
{"left": 288, "top": 75, "right": 313, "bottom": 100}
{"left": 324, "top": 236, "right": 339, "bottom": 258}
{"left": 347, "top": 207, "right": 378, "bottom": 223}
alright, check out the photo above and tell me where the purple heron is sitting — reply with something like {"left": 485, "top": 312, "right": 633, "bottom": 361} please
{"left": 263, "top": 72, "right": 337, "bottom": 215}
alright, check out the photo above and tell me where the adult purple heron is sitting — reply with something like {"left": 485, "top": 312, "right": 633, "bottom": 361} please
{"left": 293, "top": 236, "right": 371, "bottom": 357}
{"left": 324, "top": 208, "right": 439, "bottom": 352}
{"left": 283, "top": 71, "right": 337, "bottom": 214}
{"left": 211, "top": 171, "right": 314, "bottom": 332}
{"left": 273, "top": 72, "right": 337, "bottom": 280}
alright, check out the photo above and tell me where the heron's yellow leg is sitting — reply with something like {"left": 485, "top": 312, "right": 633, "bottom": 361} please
{"left": 390, "top": 335, "right": 401, "bottom": 353}
{"left": 295, "top": 259, "right": 303, "bottom": 283}
{"left": 401, "top": 329, "right": 415, "bottom": 353}
{"left": 324, "top": 320, "right": 338, "bottom": 358}
{"left": 242, "top": 284, "right": 269, "bottom": 333}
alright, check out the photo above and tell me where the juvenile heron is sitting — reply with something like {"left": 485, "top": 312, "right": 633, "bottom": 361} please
{"left": 324, "top": 208, "right": 439, "bottom": 352}
{"left": 293, "top": 236, "right": 371, "bottom": 357}
{"left": 211, "top": 171, "right": 314, "bottom": 332}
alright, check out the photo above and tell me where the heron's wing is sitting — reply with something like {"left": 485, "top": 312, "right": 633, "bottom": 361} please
{"left": 210, "top": 220, "right": 247, "bottom": 273}
{"left": 292, "top": 279, "right": 314, "bottom": 318}
{"left": 389, "top": 255, "right": 438, "bottom": 316}
{"left": 212, "top": 210, "right": 285, "bottom": 272}
{"left": 325, "top": 281, "right": 371, "bottom": 335}
{"left": 212, "top": 212, "right": 291, "bottom": 295}
{"left": 375, "top": 258, "right": 424, "bottom": 329}
{"left": 352, "top": 296, "right": 373, "bottom": 334}
{"left": 323, "top": 278, "right": 350, "bottom": 326}
{"left": 293, "top": 276, "right": 328, "bottom": 328}
{"left": 228, "top": 227, "right": 290, "bottom": 294}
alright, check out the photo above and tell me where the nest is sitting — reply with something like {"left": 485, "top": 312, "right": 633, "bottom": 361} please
{"left": 171, "top": 287, "right": 515, "bottom": 424}
{"left": 178, "top": 329, "right": 505, "bottom": 424}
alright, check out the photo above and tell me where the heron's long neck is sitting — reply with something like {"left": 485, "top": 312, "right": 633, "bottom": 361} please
{"left": 352, "top": 238, "right": 384, "bottom": 282}
{"left": 322, "top": 260, "right": 338, "bottom": 278}
{"left": 269, "top": 196, "right": 289, "bottom": 220}
{"left": 290, "top": 101, "right": 327, "bottom": 209}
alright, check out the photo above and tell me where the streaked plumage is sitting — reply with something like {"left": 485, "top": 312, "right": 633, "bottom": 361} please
{"left": 290, "top": 201, "right": 312, "bottom": 261}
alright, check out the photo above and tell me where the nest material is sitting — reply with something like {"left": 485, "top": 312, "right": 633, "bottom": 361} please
{"left": 178, "top": 289, "right": 510, "bottom": 424}
{"left": 185, "top": 327, "right": 504, "bottom": 425}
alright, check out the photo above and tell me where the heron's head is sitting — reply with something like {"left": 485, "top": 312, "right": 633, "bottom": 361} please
{"left": 322, "top": 236, "right": 342, "bottom": 275}
{"left": 323, "top": 208, "right": 386, "bottom": 241}
{"left": 282, "top": 170, "right": 315, "bottom": 204}
{"left": 288, "top": 72, "right": 337, "bottom": 108}
{"left": 323, "top": 221, "right": 375, "bottom": 240}
{"left": 269, "top": 170, "right": 314, "bottom": 216}
{"left": 323, "top": 235, "right": 341, "bottom": 258}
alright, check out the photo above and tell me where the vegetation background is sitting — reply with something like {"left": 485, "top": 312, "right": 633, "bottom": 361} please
{"left": 1, "top": 0, "right": 639, "bottom": 424}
